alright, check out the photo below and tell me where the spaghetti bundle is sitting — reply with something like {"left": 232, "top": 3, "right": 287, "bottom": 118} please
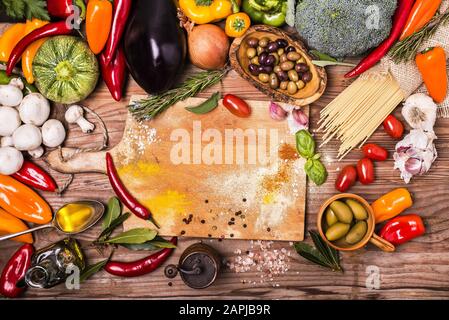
{"left": 319, "top": 73, "right": 404, "bottom": 159}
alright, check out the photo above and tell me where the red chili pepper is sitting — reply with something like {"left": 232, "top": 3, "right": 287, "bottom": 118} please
{"left": 47, "top": 0, "right": 86, "bottom": 19}
{"left": 106, "top": 152, "right": 160, "bottom": 228}
{"left": 345, "top": 0, "right": 414, "bottom": 78}
{"left": 335, "top": 165, "right": 357, "bottom": 192}
{"left": 222, "top": 94, "right": 252, "bottom": 118}
{"left": 104, "top": 237, "right": 177, "bottom": 277}
{"left": 0, "top": 244, "right": 34, "bottom": 298}
{"left": 11, "top": 160, "right": 57, "bottom": 192}
{"left": 383, "top": 114, "right": 404, "bottom": 139}
{"left": 6, "top": 21, "right": 73, "bottom": 76}
{"left": 361, "top": 143, "right": 388, "bottom": 161}
{"left": 99, "top": 46, "right": 127, "bottom": 101}
{"left": 357, "top": 158, "right": 375, "bottom": 185}
{"left": 103, "top": 0, "right": 132, "bottom": 65}
{"left": 379, "top": 214, "right": 425, "bottom": 246}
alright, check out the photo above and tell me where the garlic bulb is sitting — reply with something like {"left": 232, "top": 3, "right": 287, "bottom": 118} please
{"left": 402, "top": 93, "right": 437, "bottom": 132}
{"left": 287, "top": 108, "right": 308, "bottom": 134}
{"left": 393, "top": 129, "right": 437, "bottom": 183}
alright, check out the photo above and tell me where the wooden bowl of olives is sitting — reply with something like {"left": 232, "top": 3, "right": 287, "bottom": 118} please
{"left": 317, "top": 193, "right": 395, "bottom": 252}
{"left": 229, "top": 25, "right": 327, "bottom": 107}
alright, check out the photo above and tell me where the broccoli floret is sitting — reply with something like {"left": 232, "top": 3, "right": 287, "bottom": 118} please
{"left": 295, "top": 0, "right": 397, "bottom": 57}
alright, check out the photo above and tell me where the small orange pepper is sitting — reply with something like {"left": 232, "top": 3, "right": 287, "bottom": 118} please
{"left": 225, "top": 12, "right": 251, "bottom": 37}
{"left": 0, "top": 23, "right": 27, "bottom": 62}
{"left": 372, "top": 188, "right": 413, "bottom": 224}
{"left": 0, "top": 175, "right": 52, "bottom": 225}
{"left": 0, "top": 209, "right": 33, "bottom": 244}
{"left": 86, "top": 0, "right": 113, "bottom": 54}
{"left": 416, "top": 47, "right": 448, "bottom": 103}
{"left": 21, "top": 19, "right": 50, "bottom": 84}
{"left": 400, "top": 0, "right": 443, "bottom": 40}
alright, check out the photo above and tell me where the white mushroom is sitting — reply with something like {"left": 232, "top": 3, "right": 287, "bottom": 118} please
{"left": 0, "top": 147, "right": 24, "bottom": 175}
{"left": 65, "top": 105, "right": 95, "bottom": 133}
{"left": 0, "top": 106, "right": 21, "bottom": 136}
{"left": 9, "top": 78, "right": 24, "bottom": 90}
{"left": 12, "top": 124, "right": 42, "bottom": 151}
{"left": 0, "top": 83, "right": 23, "bottom": 107}
{"left": 18, "top": 93, "right": 50, "bottom": 126}
{"left": 28, "top": 146, "right": 45, "bottom": 159}
{"left": 0, "top": 136, "right": 13, "bottom": 147}
{"left": 42, "top": 119, "right": 66, "bottom": 148}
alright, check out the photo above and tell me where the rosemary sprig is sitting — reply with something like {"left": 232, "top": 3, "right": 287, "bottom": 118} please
{"left": 389, "top": 10, "right": 449, "bottom": 63}
{"left": 129, "top": 67, "right": 230, "bottom": 120}
{"left": 293, "top": 230, "right": 343, "bottom": 272}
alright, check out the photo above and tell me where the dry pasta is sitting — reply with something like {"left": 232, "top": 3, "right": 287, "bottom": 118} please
{"left": 319, "top": 72, "right": 404, "bottom": 159}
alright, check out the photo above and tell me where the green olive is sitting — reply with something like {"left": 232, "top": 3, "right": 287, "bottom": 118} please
{"left": 325, "top": 222, "right": 350, "bottom": 241}
{"left": 280, "top": 81, "right": 288, "bottom": 90}
{"left": 287, "top": 81, "right": 298, "bottom": 94}
{"left": 345, "top": 199, "right": 368, "bottom": 220}
{"left": 296, "top": 80, "right": 305, "bottom": 90}
{"left": 345, "top": 221, "right": 368, "bottom": 244}
{"left": 246, "top": 48, "right": 257, "bottom": 59}
{"left": 259, "top": 37, "right": 269, "bottom": 48}
{"left": 329, "top": 200, "right": 353, "bottom": 224}
{"left": 280, "top": 61, "right": 295, "bottom": 71}
{"left": 280, "top": 54, "right": 288, "bottom": 63}
{"left": 273, "top": 65, "right": 282, "bottom": 74}
{"left": 296, "top": 57, "right": 306, "bottom": 64}
{"left": 325, "top": 207, "right": 338, "bottom": 227}
{"left": 287, "top": 51, "right": 301, "bottom": 61}
{"left": 250, "top": 57, "right": 259, "bottom": 65}
{"left": 288, "top": 70, "right": 299, "bottom": 82}
{"left": 277, "top": 48, "right": 285, "bottom": 56}
{"left": 257, "top": 46, "right": 265, "bottom": 55}
{"left": 271, "top": 52, "right": 280, "bottom": 64}
{"left": 258, "top": 73, "right": 269, "bottom": 83}
{"left": 269, "top": 73, "right": 279, "bottom": 89}
{"left": 333, "top": 237, "right": 351, "bottom": 248}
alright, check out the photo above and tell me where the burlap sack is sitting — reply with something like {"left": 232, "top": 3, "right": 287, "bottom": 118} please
{"left": 379, "top": 0, "right": 449, "bottom": 117}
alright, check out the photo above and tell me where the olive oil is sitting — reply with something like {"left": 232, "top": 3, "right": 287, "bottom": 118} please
{"left": 25, "top": 238, "right": 85, "bottom": 288}
{"left": 56, "top": 202, "right": 96, "bottom": 233}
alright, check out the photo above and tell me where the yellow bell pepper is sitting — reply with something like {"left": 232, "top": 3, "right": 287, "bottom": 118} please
{"left": 0, "top": 23, "right": 27, "bottom": 62}
{"left": 179, "top": 0, "right": 238, "bottom": 24}
{"left": 0, "top": 208, "right": 33, "bottom": 244}
{"left": 22, "top": 19, "right": 49, "bottom": 84}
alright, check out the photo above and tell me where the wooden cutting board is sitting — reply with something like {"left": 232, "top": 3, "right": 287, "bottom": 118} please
{"left": 47, "top": 96, "right": 307, "bottom": 241}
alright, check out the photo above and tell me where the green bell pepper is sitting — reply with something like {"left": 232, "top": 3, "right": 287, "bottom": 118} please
{"left": 242, "top": 0, "right": 287, "bottom": 27}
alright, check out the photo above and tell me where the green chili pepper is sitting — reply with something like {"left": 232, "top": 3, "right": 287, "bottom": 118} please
{"left": 242, "top": 0, "right": 287, "bottom": 27}
{"left": 0, "top": 70, "right": 37, "bottom": 95}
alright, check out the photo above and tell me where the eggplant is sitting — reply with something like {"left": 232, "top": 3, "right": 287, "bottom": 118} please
{"left": 124, "top": 0, "right": 186, "bottom": 94}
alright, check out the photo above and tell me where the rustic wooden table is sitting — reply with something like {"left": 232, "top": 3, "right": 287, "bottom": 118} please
{"left": 1, "top": 34, "right": 449, "bottom": 299}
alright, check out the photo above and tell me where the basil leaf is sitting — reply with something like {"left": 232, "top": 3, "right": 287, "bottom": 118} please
{"left": 312, "top": 60, "right": 357, "bottom": 67}
{"left": 295, "top": 129, "right": 315, "bottom": 158}
{"left": 185, "top": 92, "right": 220, "bottom": 114}
{"left": 80, "top": 256, "right": 111, "bottom": 283}
{"left": 105, "top": 228, "right": 157, "bottom": 244}
{"left": 102, "top": 197, "right": 121, "bottom": 231}
{"left": 97, "top": 212, "right": 131, "bottom": 242}
{"left": 305, "top": 158, "right": 328, "bottom": 186}
{"left": 121, "top": 237, "right": 177, "bottom": 251}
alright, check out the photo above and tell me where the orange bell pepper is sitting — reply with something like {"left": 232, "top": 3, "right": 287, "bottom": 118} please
{"left": 21, "top": 19, "right": 49, "bottom": 84}
{"left": 86, "top": 0, "right": 113, "bottom": 54}
{"left": 372, "top": 188, "right": 413, "bottom": 223}
{"left": 0, "top": 208, "right": 33, "bottom": 244}
{"left": 0, "top": 175, "right": 52, "bottom": 225}
{"left": 225, "top": 12, "right": 251, "bottom": 37}
{"left": 400, "top": 0, "right": 443, "bottom": 40}
{"left": 416, "top": 47, "right": 448, "bottom": 103}
{"left": 0, "top": 23, "right": 27, "bottom": 62}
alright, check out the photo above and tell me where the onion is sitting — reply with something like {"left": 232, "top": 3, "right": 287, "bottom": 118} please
{"left": 187, "top": 24, "right": 230, "bottom": 70}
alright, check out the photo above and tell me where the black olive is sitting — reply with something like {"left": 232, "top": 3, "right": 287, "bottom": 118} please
{"left": 267, "top": 41, "right": 279, "bottom": 53}
{"left": 248, "top": 64, "right": 260, "bottom": 76}
{"left": 262, "top": 65, "right": 273, "bottom": 73}
{"left": 301, "top": 71, "right": 313, "bottom": 83}
{"left": 258, "top": 52, "right": 268, "bottom": 65}
{"left": 276, "top": 38, "right": 288, "bottom": 48}
{"left": 286, "top": 46, "right": 296, "bottom": 53}
{"left": 246, "top": 37, "right": 259, "bottom": 48}
{"left": 295, "top": 63, "right": 309, "bottom": 73}
{"left": 276, "top": 70, "right": 289, "bottom": 82}
{"left": 265, "top": 54, "right": 276, "bottom": 66}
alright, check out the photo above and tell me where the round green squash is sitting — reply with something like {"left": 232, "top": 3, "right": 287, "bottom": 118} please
{"left": 33, "top": 36, "right": 99, "bottom": 104}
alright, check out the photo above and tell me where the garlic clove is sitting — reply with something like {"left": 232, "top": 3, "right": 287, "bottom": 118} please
{"left": 269, "top": 102, "right": 288, "bottom": 121}
{"left": 404, "top": 158, "right": 422, "bottom": 175}
{"left": 287, "top": 108, "right": 309, "bottom": 134}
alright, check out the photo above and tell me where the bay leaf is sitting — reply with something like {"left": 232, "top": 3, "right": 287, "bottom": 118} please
{"left": 105, "top": 228, "right": 157, "bottom": 244}
{"left": 121, "top": 236, "right": 177, "bottom": 251}
{"left": 185, "top": 92, "right": 220, "bottom": 114}
{"left": 80, "top": 256, "right": 111, "bottom": 283}
{"left": 102, "top": 197, "right": 121, "bottom": 231}
{"left": 97, "top": 212, "right": 131, "bottom": 242}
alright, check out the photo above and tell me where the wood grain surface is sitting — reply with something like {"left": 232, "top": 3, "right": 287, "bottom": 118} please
{"left": 1, "top": 26, "right": 449, "bottom": 300}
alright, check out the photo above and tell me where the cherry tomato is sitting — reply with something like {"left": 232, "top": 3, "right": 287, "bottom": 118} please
{"left": 383, "top": 114, "right": 404, "bottom": 139}
{"left": 357, "top": 158, "right": 375, "bottom": 185}
{"left": 362, "top": 143, "right": 388, "bottom": 161}
{"left": 335, "top": 165, "right": 357, "bottom": 192}
{"left": 222, "top": 94, "right": 251, "bottom": 118}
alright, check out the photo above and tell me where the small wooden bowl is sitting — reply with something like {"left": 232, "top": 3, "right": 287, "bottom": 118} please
{"left": 229, "top": 25, "right": 327, "bottom": 107}
{"left": 317, "top": 193, "right": 395, "bottom": 252}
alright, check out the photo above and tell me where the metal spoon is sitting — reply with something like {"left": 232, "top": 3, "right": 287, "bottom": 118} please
{"left": 0, "top": 200, "right": 105, "bottom": 242}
